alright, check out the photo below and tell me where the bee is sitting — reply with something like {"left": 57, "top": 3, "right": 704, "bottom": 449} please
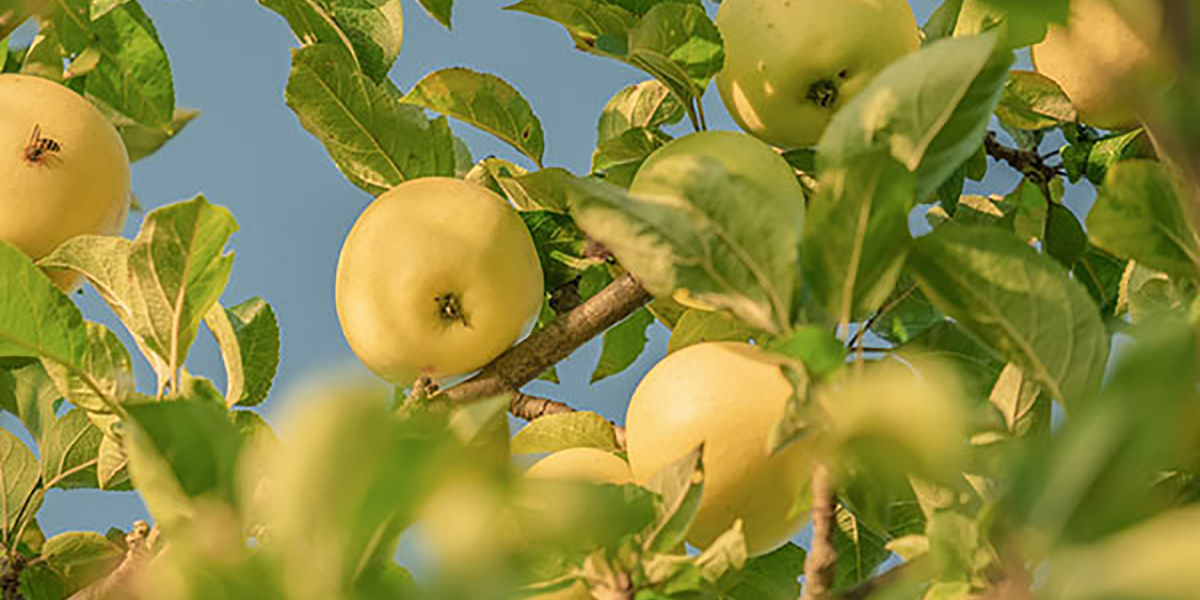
{"left": 23, "top": 125, "right": 63, "bottom": 166}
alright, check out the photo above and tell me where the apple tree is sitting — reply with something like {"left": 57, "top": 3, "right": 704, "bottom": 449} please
{"left": 2, "top": 0, "right": 1200, "bottom": 599}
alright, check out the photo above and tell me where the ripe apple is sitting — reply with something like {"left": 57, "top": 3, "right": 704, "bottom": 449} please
{"left": 715, "top": 0, "right": 921, "bottom": 149}
{"left": 0, "top": 74, "right": 131, "bottom": 290}
{"left": 1032, "top": 0, "right": 1165, "bottom": 131}
{"left": 525, "top": 447, "right": 634, "bottom": 485}
{"left": 336, "top": 177, "right": 544, "bottom": 382}
{"left": 624, "top": 341, "right": 812, "bottom": 556}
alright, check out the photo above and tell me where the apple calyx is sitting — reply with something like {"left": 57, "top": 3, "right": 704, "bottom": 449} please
{"left": 806, "top": 78, "right": 840, "bottom": 109}
{"left": 436, "top": 292, "right": 471, "bottom": 327}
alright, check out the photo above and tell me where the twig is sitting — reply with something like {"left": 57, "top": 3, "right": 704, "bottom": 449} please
{"left": 982, "top": 132, "right": 1059, "bottom": 186}
{"left": 441, "top": 273, "right": 653, "bottom": 403}
{"left": 802, "top": 463, "right": 838, "bottom": 599}
{"left": 845, "top": 285, "right": 916, "bottom": 350}
{"left": 510, "top": 393, "right": 627, "bottom": 450}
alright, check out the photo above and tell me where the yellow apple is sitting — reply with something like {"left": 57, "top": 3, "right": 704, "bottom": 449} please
{"left": 336, "top": 177, "right": 544, "bottom": 382}
{"left": 525, "top": 447, "right": 634, "bottom": 485}
{"left": 715, "top": 0, "right": 921, "bottom": 149}
{"left": 1032, "top": 0, "right": 1165, "bottom": 130}
{"left": 624, "top": 341, "right": 812, "bottom": 556}
{"left": 0, "top": 74, "right": 131, "bottom": 290}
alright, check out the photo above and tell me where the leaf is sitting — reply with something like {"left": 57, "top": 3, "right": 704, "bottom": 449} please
{"left": 803, "top": 152, "right": 916, "bottom": 322}
{"left": 1044, "top": 203, "right": 1086, "bottom": 267}
{"left": 41, "top": 409, "right": 102, "bottom": 490}
{"left": 41, "top": 531, "right": 122, "bottom": 594}
{"left": 261, "top": 0, "right": 403, "bottom": 82}
{"left": 416, "top": 0, "right": 452, "bottom": 28}
{"left": 285, "top": 43, "right": 455, "bottom": 195}
{"left": 97, "top": 435, "right": 130, "bottom": 490}
{"left": 520, "top": 210, "right": 591, "bottom": 293}
{"left": 50, "top": 0, "right": 175, "bottom": 127}
{"left": 995, "top": 70, "right": 1076, "bottom": 130}
{"left": 768, "top": 326, "right": 846, "bottom": 381}
{"left": 592, "top": 307, "right": 654, "bottom": 382}
{"left": 0, "top": 428, "right": 40, "bottom": 544}
{"left": 598, "top": 79, "right": 683, "bottom": 143}
{"left": 819, "top": 33, "right": 1011, "bottom": 199}
{"left": 1085, "top": 129, "right": 1155, "bottom": 185}
{"left": 205, "top": 298, "right": 280, "bottom": 408}
{"left": 719, "top": 542, "right": 805, "bottom": 600}
{"left": 567, "top": 157, "right": 801, "bottom": 333}
{"left": 645, "top": 444, "right": 704, "bottom": 553}
{"left": 113, "top": 107, "right": 199, "bottom": 163}
{"left": 626, "top": 3, "right": 723, "bottom": 91}
{"left": 42, "top": 322, "right": 133, "bottom": 415}
{"left": 592, "top": 127, "right": 669, "bottom": 175}
{"left": 869, "top": 278, "right": 942, "bottom": 345}
{"left": 504, "top": 0, "right": 636, "bottom": 59}
{"left": 832, "top": 505, "right": 892, "bottom": 591}
{"left": 1072, "top": 246, "right": 1126, "bottom": 319}
{"left": 922, "top": 0, "right": 964, "bottom": 42}
{"left": 511, "top": 411, "right": 619, "bottom": 454}
{"left": 666, "top": 309, "right": 757, "bottom": 354}
{"left": 988, "top": 363, "right": 1043, "bottom": 434}
{"left": 909, "top": 226, "right": 1109, "bottom": 407}
{"left": 404, "top": 67, "right": 546, "bottom": 167}
{"left": 1087, "top": 161, "right": 1199, "bottom": 279}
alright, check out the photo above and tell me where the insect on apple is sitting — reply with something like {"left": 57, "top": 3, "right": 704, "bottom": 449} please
{"left": 23, "top": 124, "right": 63, "bottom": 166}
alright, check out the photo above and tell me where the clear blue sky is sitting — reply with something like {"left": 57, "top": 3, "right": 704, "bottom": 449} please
{"left": 10, "top": 0, "right": 1097, "bottom": 541}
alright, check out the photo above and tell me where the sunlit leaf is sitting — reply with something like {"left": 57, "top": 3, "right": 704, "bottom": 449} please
{"left": 511, "top": 411, "right": 620, "bottom": 454}
{"left": 1087, "top": 161, "right": 1199, "bottom": 279}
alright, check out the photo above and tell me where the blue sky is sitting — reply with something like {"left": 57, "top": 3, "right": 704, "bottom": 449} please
{"left": 8, "top": 0, "right": 1100, "bottom": 542}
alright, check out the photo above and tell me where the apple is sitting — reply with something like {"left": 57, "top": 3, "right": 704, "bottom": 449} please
{"left": 525, "top": 447, "right": 634, "bottom": 485}
{"left": 1032, "top": 0, "right": 1165, "bottom": 131}
{"left": 336, "top": 177, "right": 544, "bottom": 382}
{"left": 715, "top": 0, "right": 921, "bottom": 149}
{"left": 0, "top": 74, "right": 131, "bottom": 290}
{"left": 624, "top": 341, "right": 812, "bottom": 556}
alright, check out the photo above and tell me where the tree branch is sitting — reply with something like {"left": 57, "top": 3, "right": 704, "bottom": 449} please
{"left": 802, "top": 463, "right": 838, "bottom": 600}
{"left": 510, "top": 393, "right": 627, "bottom": 450}
{"left": 441, "top": 273, "right": 653, "bottom": 403}
{"left": 982, "top": 132, "right": 1060, "bottom": 186}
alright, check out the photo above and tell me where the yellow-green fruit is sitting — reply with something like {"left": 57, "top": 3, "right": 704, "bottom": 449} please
{"left": 0, "top": 74, "right": 131, "bottom": 290}
{"left": 715, "top": 0, "right": 921, "bottom": 149}
{"left": 526, "top": 447, "right": 634, "bottom": 485}
{"left": 336, "top": 178, "right": 544, "bottom": 382}
{"left": 1032, "top": 0, "right": 1164, "bottom": 130}
{"left": 625, "top": 342, "right": 812, "bottom": 556}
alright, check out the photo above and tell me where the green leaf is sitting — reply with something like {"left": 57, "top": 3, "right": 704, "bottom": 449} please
{"left": 41, "top": 531, "right": 122, "bottom": 594}
{"left": 995, "top": 70, "right": 1076, "bottom": 130}
{"left": 802, "top": 152, "right": 916, "bottom": 322}
{"left": 416, "top": 0, "right": 452, "bottom": 28}
{"left": 113, "top": 107, "right": 199, "bottom": 163}
{"left": 50, "top": 0, "right": 175, "bottom": 127}
{"left": 627, "top": 3, "right": 723, "bottom": 91}
{"left": 1121, "top": 262, "right": 1186, "bottom": 323}
{"left": 261, "top": 0, "right": 403, "bottom": 82}
{"left": 20, "top": 24, "right": 63, "bottom": 80}
{"left": 768, "top": 326, "right": 846, "bottom": 381}
{"left": 598, "top": 79, "right": 683, "bottom": 143}
{"left": 520, "top": 210, "right": 591, "bottom": 293}
{"left": 961, "top": 0, "right": 1070, "bottom": 47}
{"left": 96, "top": 434, "right": 130, "bottom": 490}
{"left": 1087, "top": 161, "right": 1200, "bottom": 279}
{"left": 909, "top": 226, "right": 1109, "bottom": 407}
{"left": 645, "top": 444, "right": 704, "bottom": 553}
{"left": 403, "top": 67, "right": 546, "bottom": 167}
{"left": 666, "top": 309, "right": 757, "bottom": 354}
{"left": 922, "top": 0, "right": 964, "bottom": 42}
{"left": 0, "top": 428, "right": 40, "bottom": 544}
{"left": 592, "top": 307, "right": 654, "bottom": 382}
{"left": 819, "top": 33, "right": 1011, "bottom": 199}
{"left": 869, "top": 278, "right": 941, "bottom": 346}
{"left": 125, "top": 399, "right": 244, "bottom": 527}
{"left": 285, "top": 43, "right": 455, "bottom": 195}
{"left": 1085, "top": 129, "right": 1155, "bottom": 185}
{"left": 504, "top": 0, "right": 636, "bottom": 59}
{"left": 42, "top": 322, "right": 133, "bottom": 415}
{"left": 1072, "top": 246, "right": 1126, "bottom": 319}
{"left": 511, "top": 411, "right": 620, "bottom": 454}
{"left": 567, "top": 157, "right": 801, "bottom": 333}
{"left": 592, "top": 127, "right": 669, "bottom": 176}
{"left": 41, "top": 409, "right": 102, "bottom": 490}
{"left": 204, "top": 298, "right": 280, "bottom": 408}
{"left": 719, "top": 542, "right": 805, "bottom": 600}
{"left": 832, "top": 504, "right": 891, "bottom": 591}
{"left": 1044, "top": 203, "right": 1086, "bottom": 268}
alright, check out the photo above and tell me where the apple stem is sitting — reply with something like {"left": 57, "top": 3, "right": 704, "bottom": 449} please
{"left": 803, "top": 462, "right": 838, "bottom": 599}
{"left": 436, "top": 292, "right": 470, "bottom": 327}
{"left": 806, "top": 80, "right": 840, "bottom": 109}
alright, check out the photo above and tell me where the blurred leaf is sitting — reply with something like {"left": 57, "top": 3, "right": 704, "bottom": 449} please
{"left": 262, "top": 0, "right": 403, "bottom": 82}
{"left": 1072, "top": 246, "right": 1126, "bottom": 319}
{"left": 987, "top": 363, "right": 1041, "bottom": 433}
{"left": 626, "top": 3, "right": 723, "bottom": 92}
{"left": 1085, "top": 129, "right": 1155, "bottom": 185}
{"left": 910, "top": 226, "right": 1108, "bottom": 407}
{"left": 1044, "top": 203, "right": 1086, "bottom": 267}
{"left": 1087, "top": 161, "right": 1199, "bottom": 279}
{"left": 803, "top": 152, "right": 916, "bottom": 322}
{"left": 645, "top": 444, "right": 704, "bottom": 553}
{"left": 97, "top": 435, "right": 131, "bottom": 491}
{"left": 50, "top": 0, "right": 175, "bottom": 127}
{"left": 41, "top": 409, "right": 103, "bottom": 490}
{"left": 592, "top": 307, "right": 654, "bottom": 382}
{"left": 718, "top": 542, "right": 805, "bottom": 600}
{"left": 692, "top": 521, "right": 749, "bottom": 583}
{"left": 512, "top": 411, "right": 619, "bottom": 454}
{"left": 568, "top": 157, "right": 801, "bottom": 333}
{"left": 416, "top": 0, "right": 452, "bottom": 28}
{"left": 20, "top": 24, "right": 62, "bottom": 80}
{"left": 404, "top": 67, "right": 546, "bottom": 167}
{"left": 1121, "top": 262, "right": 1185, "bottom": 324}
{"left": 41, "top": 531, "right": 122, "bottom": 595}
{"left": 205, "top": 298, "right": 280, "bottom": 409}
{"left": 832, "top": 504, "right": 892, "bottom": 591}
{"left": 820, "top": 33, "right": 1011, "bottom": 199}
{"left": 954, "top": 0, "right": 1065, "bottom": 47}
{"left": 667, "top": 309, "right": 757, "bottom": 354}
{"left": 286, "top": 43, "right": 455, "bottom": 195}
{"left": 598, "top": 79, "right": 683, "bottom": 143}
{"left": 897, "top": 321, "right": 1005, "bottom": 401}
{"left": 504, "top": 0, "right": 635, "bottom": 59}
{"left": 923, "top": 0, "right": 964, "bottom": 42}
{"left": 113, "top": 107, "right": 199, "bottom": 163}
{"left": 870, "top": 278, "right": 941, "bottom": 346}
{"left": 0, "top": 428, "right": 39, "bottom": 543}
{"left": 768, "top": 326, "right": 845, "bottom": 381}
{"left": 995, "top": 70, "right": 1076, "bottom": 130}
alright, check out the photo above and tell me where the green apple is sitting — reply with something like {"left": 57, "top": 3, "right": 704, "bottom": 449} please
{"left": 1032, "top": 0, "right": 1166, "bottom": 130}
{"left": 715, "top": 0, "right": 921, "bottom": 149}
{"left": 336, "top": 177, "right": 544, "bottom": 382}
{"left": 624, "top": 341, "right": 813, "bottom": 556}
{"left": 526, "top": 447, "right": 634, "bottom": 485}
{"left": 0, "top": 74, "right": 131, "bottom": 290}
